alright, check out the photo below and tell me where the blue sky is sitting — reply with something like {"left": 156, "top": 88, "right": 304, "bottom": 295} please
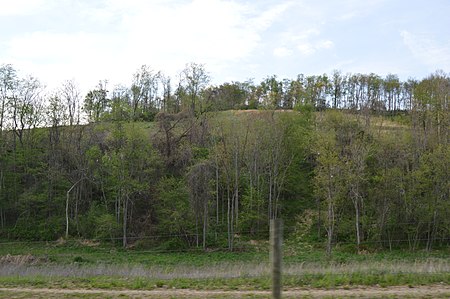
{"left": 1, "top": 0, "right": 449, "bottom": 92}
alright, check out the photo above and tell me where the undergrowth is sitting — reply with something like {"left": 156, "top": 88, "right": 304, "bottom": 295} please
{"left": 0, "top": 241, "right": 448, "bottom": 290}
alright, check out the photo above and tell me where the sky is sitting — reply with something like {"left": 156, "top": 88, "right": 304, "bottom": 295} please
{"left": 1, "top": 0, "right": 449, "bottom": 92}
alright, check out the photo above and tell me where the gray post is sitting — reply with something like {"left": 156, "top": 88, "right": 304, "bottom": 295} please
{"left": 270, "top": 218, "right": 283, "bottom": 299}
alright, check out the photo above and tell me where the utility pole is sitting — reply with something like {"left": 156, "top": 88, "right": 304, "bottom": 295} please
{"left": 270, "top": 218, "right": 283, "bottom": 299}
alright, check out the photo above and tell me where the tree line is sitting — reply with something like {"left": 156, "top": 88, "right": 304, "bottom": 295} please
{"left": 0, "top": 63, "right": 448, "bottom": 253}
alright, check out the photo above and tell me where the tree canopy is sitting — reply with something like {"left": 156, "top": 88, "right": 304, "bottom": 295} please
{"left": 0, "top": 63, "right": 448, "bottom": 253}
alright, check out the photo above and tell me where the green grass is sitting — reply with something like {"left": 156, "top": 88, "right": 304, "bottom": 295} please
{"left": 284, "top": 273, "right": 449, "bottom": 289}
{"left": 0, "top": 242, "right": 448, "bottom": 290}
{"left": 284, "top": 247, "right": 450, "bottom": 264}
{"left": 0, "top": 273, "right": 448, "bottom": 291}
{"left": 0, "top": 240, "right": 268, "bottom": 266}
{"left": 1, "top": 240, "right": 448, "bottom": 266}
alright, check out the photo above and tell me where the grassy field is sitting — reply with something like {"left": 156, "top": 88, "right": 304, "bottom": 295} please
{"left": 0, "top": 241, "right": 449, "bottom": 292}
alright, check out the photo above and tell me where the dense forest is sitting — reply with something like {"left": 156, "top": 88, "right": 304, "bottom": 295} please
{"left": 0, "top": 63, "right": 448, "bottom": 253}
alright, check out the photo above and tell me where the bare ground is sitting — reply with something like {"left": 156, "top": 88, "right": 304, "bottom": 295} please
{"left": 1, "top": 285, "right": 449, "bottom": 298}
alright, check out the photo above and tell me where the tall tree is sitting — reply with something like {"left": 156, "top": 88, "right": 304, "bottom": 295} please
{"left": 84, "top": 81, "right": 109, "bottom": 123}
{"left": 180, "top": 63, "right": 210, "bottom": 114}
{"left": 383, "top": 74, "right": 401, "bottom": 111}
{"left": 187, "top": 160, "right": 213, "bottom": 249}
{"left": 314, "top": 127, "right": 342, "bottom": 255}
{"left": 130, "top": 65, "right": 161, "bottom": 121}
{"left": 12, "top": 75, "right": 45, "bottom": 146}
{"left": 331, "top": 70, "right": 345, "bottom": 109}
{"left": 60, "top": 79, "right": 82, "bottom": 126}
{"left": 0, "top": 64, "right": 18, "bottom": 135}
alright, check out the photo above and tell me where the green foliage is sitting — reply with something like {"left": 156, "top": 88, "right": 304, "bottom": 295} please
{"left": 238, "top": 187, "right": 265, "bottom": 233}
{"left": 95, "top": 214, "right": 121, "bottom": 241}
{"left": 191, "top": 146, "right": 209, "bottom": 160}
{"left": 0, "top": 67, "right": 449, "bottom": 254}
{"left": 84, "top": 82, "right": 109, "bottom": 123}
{"left": 0, "top": 64, "right": 444, "bottom": 258}
{"left": 78, "top": 203, "right": 120, "bottom": 241}
{"left": 279, "top": 111, "right": 315, "bottom": 223}
{"left": 287, "top": 209, "right": 318, "bottom": 253}
{"left": 155, "top": 176, "right": 193, "bottom": 247}
{"left": 11, "top": 214, "right": 64, "bottom": 241}
{"left": 294, "top": 102, "right": 315, "bottom": 114}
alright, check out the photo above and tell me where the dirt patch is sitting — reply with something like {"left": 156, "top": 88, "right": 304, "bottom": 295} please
{"left": 0, "top": 285, "right": 449, "bottom": 298}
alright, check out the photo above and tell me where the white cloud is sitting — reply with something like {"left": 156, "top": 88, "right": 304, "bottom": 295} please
{"left": 115, "top": 0, "right": 293, "bottom": 66}
{"left": 277, "top": 28, "right": 333, "bottom": 56}
{"left": 7, "top": 32, "right": 112, "bottom": 61}
{"left": 280, "top": 29, "right": 320, "bottom": 43}
{"left": 8, "top": 0, "right": 443, "bottom": 91}
{"left": 109, "top": 0, "right": 265, "bottom": 81}
{"left": 337, "top": 12, "right": 357, "bottom": 21}
{"left": 6, "top": 31, "right": 124, "bottom": 91}
{"left": 317, "top": 40, "right": 334, "bottom": 49}
{"left": 248, "top": 1, "right": 294, "bottom": 30}
{"left": 3, "top": 0, "right": 293, "bottom": 89}
{"left": 273, "top": 47, "right": 293, "bottom": 57}
{"left": 0, "top": 0, "right": 55, "bottom": 16}
{"left": 297, "top": 43, "right": 315, "bottom": 55}
{"left": 334, "top": 0, "right": 386, "bottom": 21}
{"left": 401, "top": 30, "right": 450, "bottom": 70}
{"left": 296, "top": 40, "right": 334, "bottom": 55}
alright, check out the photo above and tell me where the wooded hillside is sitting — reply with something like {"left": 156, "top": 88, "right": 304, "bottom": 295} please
{"left": 0, "top": 63, "right": 448, "bottom": 253}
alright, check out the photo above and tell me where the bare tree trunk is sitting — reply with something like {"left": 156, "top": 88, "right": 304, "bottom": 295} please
{"left": 215, "top": 159, "right": 219, "bottom": 241}
{"left": 116, "top": 194, "right": 120, "bottom": 223}
{"left": 256, "top": 172, "right": 262, "bottom": 233}
{"left": 326, "top": 199, "right": 334, "bottom": 256}
{"left": 66, "top": 178, "right": 83, "bottom": 239}
{"left": 230, "top": 191, "right": 235, "bottom": 251}
{"left": 413, "top": 223, "right": 421, "bottom": 251}
{"left": 122, "top": 195, "right": 128, "bottom": 248}
{"left": 354, "top": 199, "right": 361, "bottom": 252}
{"left": 268, "top": 171, "right": 273, "bottom": 220}
{"left": 249, "top": 162, "right": 254, "bottom": 233}
{"left": 0, "top": 170, "right": 3, "bottom": 229}
{"left": 75, "top": 186, "right": 79, "bottom": 234}
{"left": 317, "top": 196, "right": 321, "bottom": 240}
{"left": 351, "top": 184, "right": 362, "bottom": 252}
{"left": 203, "top": 199, "right": 207, "bottom": 250}
{"left": 234, "top": 146, "right": 239, "bottom": 228}
{"left": 227, "top": 183, "right": 232, "bottom": 251}
{"left": 427, "top": 209, "right": 438, "bottom": 252}
{"left": 195, "top": 213, "right": 199, "bottom": 248}
{"left": 326, "top": 169, "right": 335, "bottom": 256}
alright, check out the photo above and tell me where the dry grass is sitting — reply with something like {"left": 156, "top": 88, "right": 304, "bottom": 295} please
{"left": 0, "top": 258, "right": 448, "bottom": 280}
{"left": 284, "top": 259, "right": 450, "bottom": 276}
{"left": 0, "top": 255, "right": 47, "bottom": 266}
